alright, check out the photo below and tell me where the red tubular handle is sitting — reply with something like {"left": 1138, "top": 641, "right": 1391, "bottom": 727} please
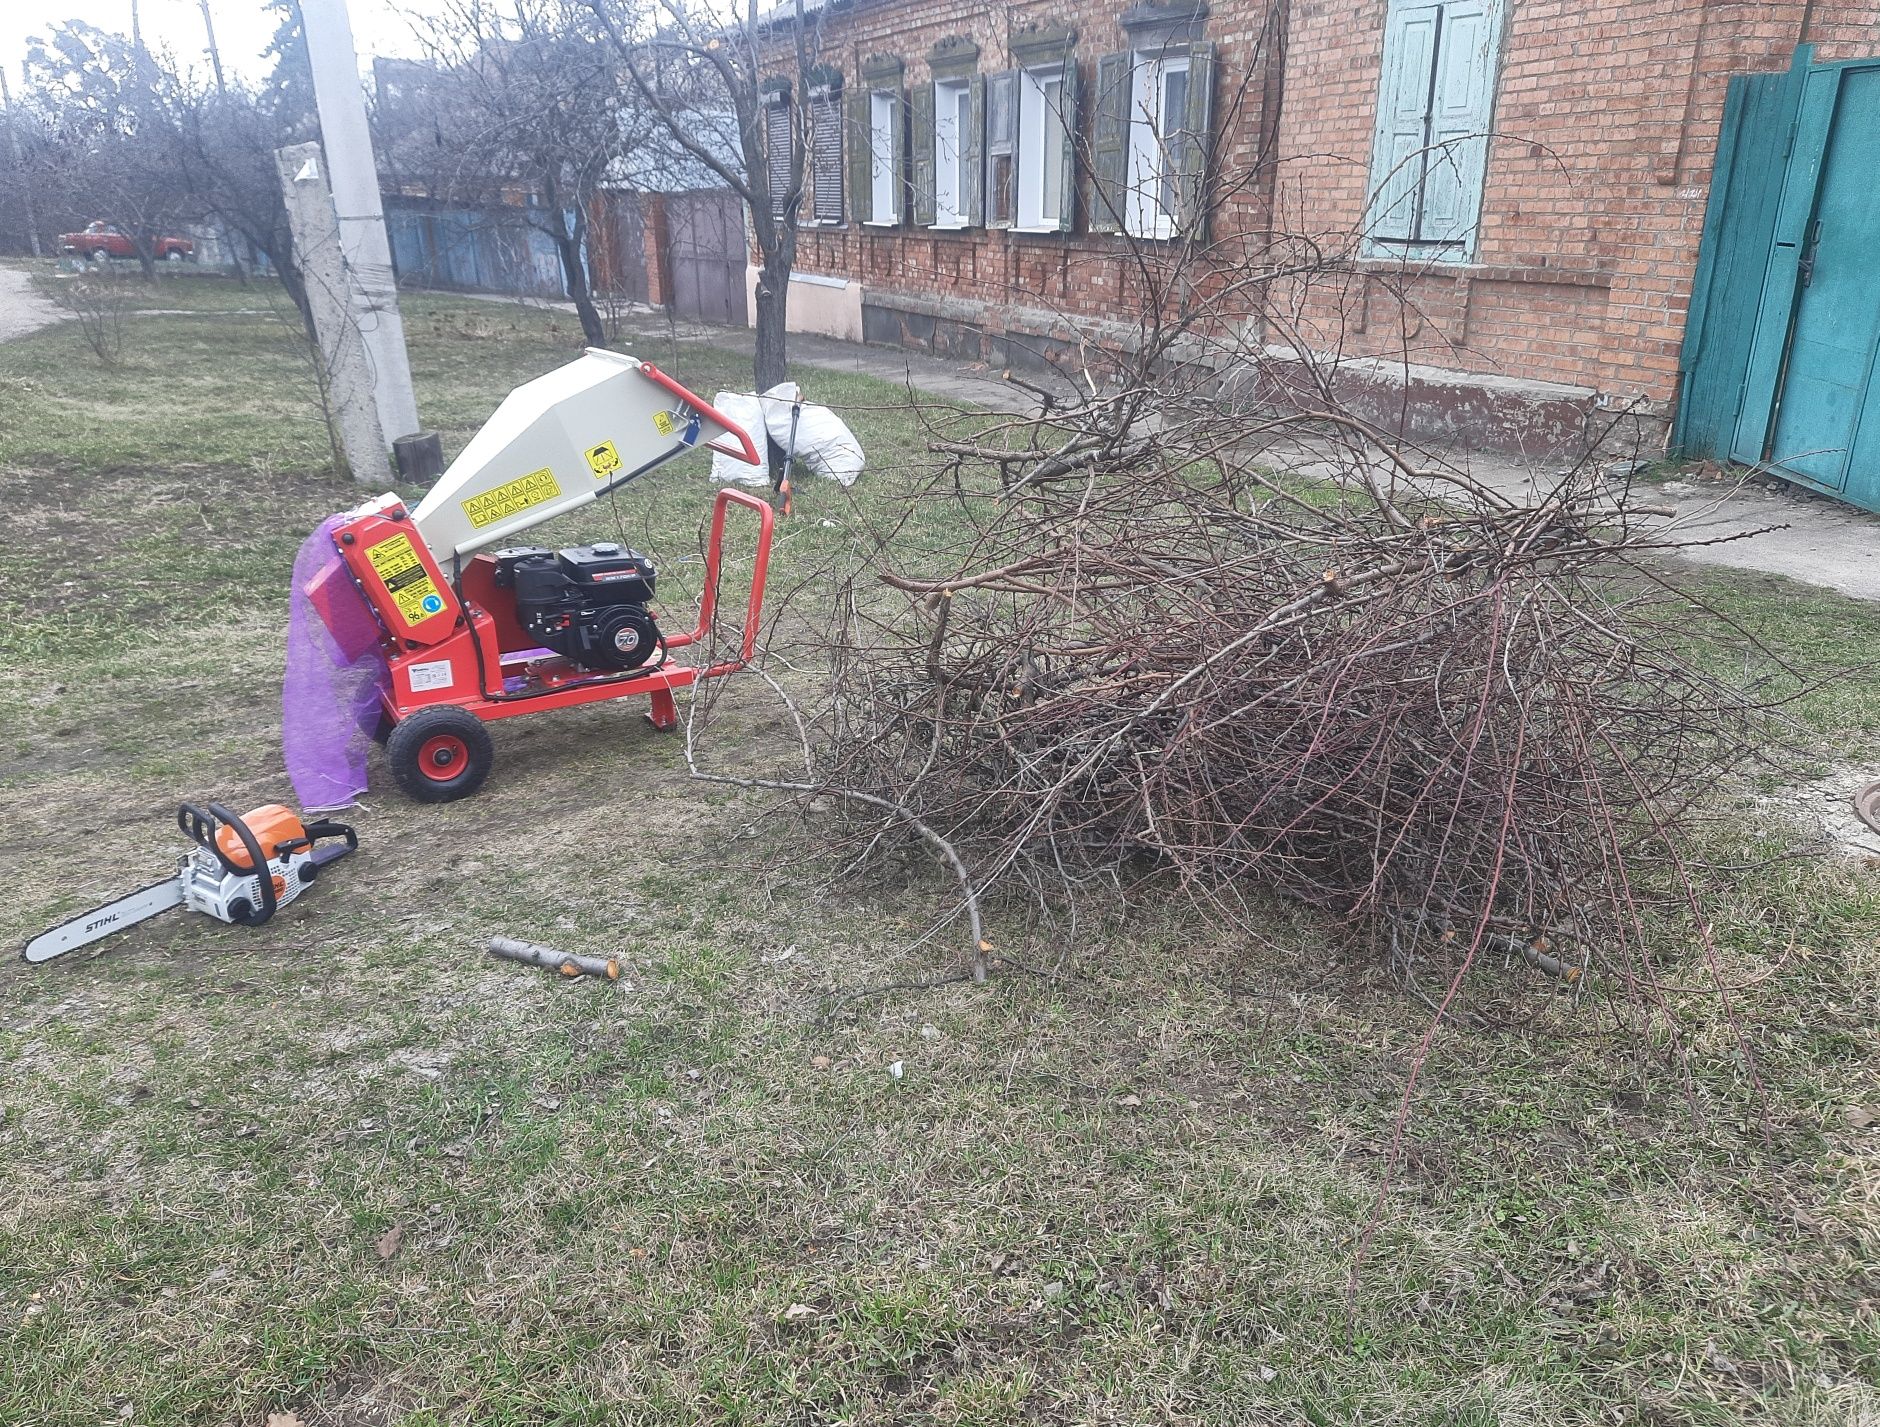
{"left": 672, "top": 487, "right": 774, "bottom": 668}
{"left": 637, "top": 360, "right": 763, "bottom": 466}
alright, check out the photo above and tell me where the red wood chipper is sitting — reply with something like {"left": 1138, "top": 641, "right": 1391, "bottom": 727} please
{"left": 291, "top": 349, "right": 769, "bottom": 805}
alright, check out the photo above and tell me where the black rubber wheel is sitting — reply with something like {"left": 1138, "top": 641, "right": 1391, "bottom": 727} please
{"left": 386, "top": 706, "right": 494, "bottom": 804}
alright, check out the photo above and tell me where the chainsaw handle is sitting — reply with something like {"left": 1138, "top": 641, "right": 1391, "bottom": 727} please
{"left": 278, "top": 819, "right": 359, "bottom": 857}
{"left": 177, "top": 802, "right": 225, "bottom": 861}
{"left": 178, "top": 803, "right": 279, "bottom": 926}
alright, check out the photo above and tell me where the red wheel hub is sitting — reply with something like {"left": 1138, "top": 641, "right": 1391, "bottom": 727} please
{"left": 416, "top": 732, "right": 470, "bottom": 782}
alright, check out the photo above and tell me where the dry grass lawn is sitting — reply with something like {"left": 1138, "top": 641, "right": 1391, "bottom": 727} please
{"left": 1, "top": 267, "right": 1876, "bottom": 1426}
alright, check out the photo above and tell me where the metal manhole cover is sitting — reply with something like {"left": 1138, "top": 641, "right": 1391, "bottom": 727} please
{"left": 1856, "top": 780, "right": 1880, "bottom": 837}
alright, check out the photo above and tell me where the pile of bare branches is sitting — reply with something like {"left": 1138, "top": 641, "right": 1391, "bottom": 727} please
{"left": 783, "top": 346, "right": 1789, "bottom": 1000}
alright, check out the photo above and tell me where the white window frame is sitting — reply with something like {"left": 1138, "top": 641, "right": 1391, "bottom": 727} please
{"left": 1124, "top": 51, "right": 1190, "bottom": 240}
{"left": 932, "top": 77, "right": 971, "bottom": 229}
{"left": 1014, "top": 64, "right": 1067, "bottom": 233}
{"left": 868, "top": 90, "right": 898, "bottom": 226}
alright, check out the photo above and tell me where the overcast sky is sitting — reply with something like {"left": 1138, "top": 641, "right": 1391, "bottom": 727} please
{"left": 0, "top": 0, "right": 430, "bottom": 89}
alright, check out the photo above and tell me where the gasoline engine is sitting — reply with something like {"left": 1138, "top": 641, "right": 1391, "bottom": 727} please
{"left": 493, "top": 541, "right": 662, "bottom": 673}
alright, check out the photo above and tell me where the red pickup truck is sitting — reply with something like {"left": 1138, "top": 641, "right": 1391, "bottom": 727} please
{"left": 59, "top": 222, "right": 194, "bottom": 262}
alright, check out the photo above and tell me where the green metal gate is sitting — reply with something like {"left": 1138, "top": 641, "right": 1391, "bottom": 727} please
{"left": 1677, "top": 45, "right": 1880, "bottom": 514}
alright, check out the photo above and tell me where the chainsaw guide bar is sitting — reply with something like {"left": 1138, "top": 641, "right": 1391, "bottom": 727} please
{"left": 22, "top": 878, "right": 184, "bottom": 964}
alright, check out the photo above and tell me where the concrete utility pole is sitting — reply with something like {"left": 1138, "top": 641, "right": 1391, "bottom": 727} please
{"left": 297, "top": 0, "right": 420, "bottom": 446}
{"left": 276, "top": 143, "right": 388, "bottom": 483}
{"left": 0, "top": 64, "right": 41, "bottom": 259}
{"left": 199, "top": 0, "right": 228, "bottom": 99}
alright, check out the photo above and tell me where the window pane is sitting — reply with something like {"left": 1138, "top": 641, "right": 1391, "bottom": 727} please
{"left": 871, "top": 91, "right": 895, "bottom": 222}
{"left": 1158, "top": 67, "right": 1188, "bottom": 221}
{"left": 1041, "top": 76, "right": 1064, "bottom": 225}
{"left": 932, "top": 80, "right": 969, "bottom": 227}
{"left": 957, "top": 88, "right": 972, "bottom": 220}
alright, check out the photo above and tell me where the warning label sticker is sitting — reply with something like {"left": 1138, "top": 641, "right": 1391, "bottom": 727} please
{"left": 652, "top": 410, "right": 677, "bottom": 437}
{"left": 585, "top": 439, "right": 622, "bottom": 479}
{"left": 365, "top": 533, "right": 446, "bottom": 629}
{"left": 462, "top": 467, "right": 561, "bottom": 529}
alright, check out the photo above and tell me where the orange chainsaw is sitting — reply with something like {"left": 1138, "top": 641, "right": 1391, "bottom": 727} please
{"left": 21, "top": 802, "right": 357, "bottom": 964}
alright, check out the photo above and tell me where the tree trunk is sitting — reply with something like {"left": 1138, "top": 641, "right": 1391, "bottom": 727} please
{"left": 133, "top": 238, "right": 157, "bottom": 283}
{"left": 753, "top": 248, "right": 791, "bottom": 391}
{"left": 558, "top": 203, "right": 607, "bottom": 346}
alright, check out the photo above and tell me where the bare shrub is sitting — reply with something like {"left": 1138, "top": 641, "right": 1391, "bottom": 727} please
{"left": 55, "top": 270, "right": 131, "bottom": 366}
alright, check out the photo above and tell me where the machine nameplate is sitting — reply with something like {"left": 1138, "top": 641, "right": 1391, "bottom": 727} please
{"left": 408, "top": 658, "right": 455, "bottom": 692}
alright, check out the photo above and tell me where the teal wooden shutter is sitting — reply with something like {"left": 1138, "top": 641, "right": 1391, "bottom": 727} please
{"left": 847, "top": 86, "right": 872, "bottom": 225}
{"left": 1091, "top": 52, "right": 1130, "bottom": 234}
{"left": 1418, "top": 0, "right": 1500, "bottom": 246}
{"left": 966, "top": 74, "right": 986, "bottom": 226}
{"left": 913, "top": 83, "right": 937, "bottom": 226}
{"left": 1366, "top": 2, "right": 1441, "bottom": 244}
{"left": 1177, "top": 41, "right": 1215, "bottom": 237}
{"left": 1055, "top": 61, "right": 1079, "bottom": 232}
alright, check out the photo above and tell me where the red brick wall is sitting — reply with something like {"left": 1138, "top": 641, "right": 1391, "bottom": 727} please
{"left": 785, "top": 0, "right": 1880, "bottom": 429}
{"left": 788, "top": 0, "right": 1283, "bottom": 352}
{"left": 1276, "top": 0, "right": 1880, "bottom": 411}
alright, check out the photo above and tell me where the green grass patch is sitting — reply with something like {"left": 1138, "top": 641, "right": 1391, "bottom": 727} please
{"left": 0, "top": 270, "right": 1875, "bottom": 1426}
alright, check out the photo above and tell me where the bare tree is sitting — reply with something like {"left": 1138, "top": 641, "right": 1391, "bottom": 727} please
{"left": 173, "top": 68, "right": 320, "bottom": 335}
{"left": 27, "top": 20, "right": 198, "bottom": 283}
{"left": 402, "top": 0, "right": 628, "bottom": 345}
{"left": 0, "top": 66, "right": 46, "bottom": 257}
{"left": 589, "top": 0, "right": 822, "bottom": 389}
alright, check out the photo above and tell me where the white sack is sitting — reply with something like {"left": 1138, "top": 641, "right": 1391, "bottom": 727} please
{"left": 759, "top": 382, "right": 866, "bottom": 488}
{"left": 709, "top": 390, "right": 770, "bottom": 486}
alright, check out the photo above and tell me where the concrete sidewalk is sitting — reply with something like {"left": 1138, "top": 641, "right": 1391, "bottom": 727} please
{"left": 470, "top": 294, "right": 1880, "bottom": 603}
{"left": 0, "top": 266, "right": 65, "bottom": 343}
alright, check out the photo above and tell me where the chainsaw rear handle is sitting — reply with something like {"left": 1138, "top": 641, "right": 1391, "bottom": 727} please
{"left": 283, "top": 819, "right": 359, "bottom": 859}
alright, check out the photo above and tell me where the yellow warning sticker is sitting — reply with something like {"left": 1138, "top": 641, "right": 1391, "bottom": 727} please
{"left": 585, "top": 439, "right": 622, "bottom": 479}
{"left": 461, "top": 467, "right": 561, "bottom": 529}
{"left": 365, "top": 532, "right": 447, "bottom": 628}
{"left": 651, "top": 410, "right": 676, "bottom": 437}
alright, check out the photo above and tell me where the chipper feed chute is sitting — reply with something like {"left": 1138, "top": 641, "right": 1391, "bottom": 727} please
{"left": 410, "top": 348, "right": 757, "bottom": 558}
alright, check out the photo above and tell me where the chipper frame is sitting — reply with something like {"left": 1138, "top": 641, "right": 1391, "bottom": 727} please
{"left": 303, "top": 348, "right": 769, "bottom": 802}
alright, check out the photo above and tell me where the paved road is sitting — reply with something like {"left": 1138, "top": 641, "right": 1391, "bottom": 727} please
{"left": 0, "top": 266, "right": 64, "bottom": 343}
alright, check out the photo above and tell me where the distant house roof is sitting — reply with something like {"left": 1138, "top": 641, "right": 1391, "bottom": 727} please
{"left": 605, "top": 106, "right": 744, "bottom": 194}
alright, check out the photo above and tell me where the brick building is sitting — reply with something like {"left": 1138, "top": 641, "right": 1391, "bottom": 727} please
{"left": 755, "top": 0, "right": 1880, "bottom": 462}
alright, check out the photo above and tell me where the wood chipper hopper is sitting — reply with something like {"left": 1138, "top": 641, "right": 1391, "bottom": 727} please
{"left": 290, "top": 348, "right": 769, "bottom": 804}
